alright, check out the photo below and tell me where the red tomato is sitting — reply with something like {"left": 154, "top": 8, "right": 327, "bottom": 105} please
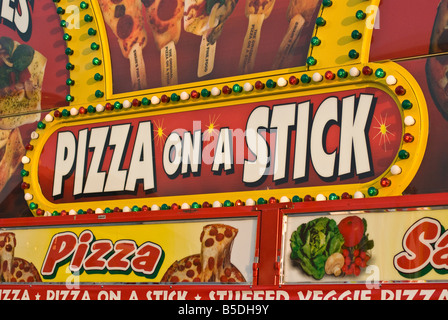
{"left": 338, "top": 216, "right": 365, "bottom": 247}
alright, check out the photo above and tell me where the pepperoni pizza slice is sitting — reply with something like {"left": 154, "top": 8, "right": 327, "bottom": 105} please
{"left": 0, "top": 232, "right": 42, "bottom": 282}
{"left": 10, "top": 257, "right": 41, "bottom": 282}
{"left": 199, "top": 224, "right": 242, "bottom": 282}
{"left": 161, "top": 224, "right": 246, "bottom": 283}
{"left": 98, "top": 0, "right": 147, "bottom": 58}
{"left": 143, "top": 0, "right": 184, "bottom": 50}
{"left": 161, "top": 254, "right": 202, "bottom": 282}
{"left": 0, "top": 232, "right": 16, "bottom": 282}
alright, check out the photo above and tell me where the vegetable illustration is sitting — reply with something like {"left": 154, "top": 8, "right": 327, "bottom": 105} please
{"left": 337, "top": 216, "right": 365, "bottom": 247}
{"left": 0, "top": 36, "right": 35, "bottom": 90}
{"left": 290, "top": 217, "right": 344, "bottom": 280}
{"left": 325, "top": 252, "right": 344, "bottom": 276}
{"left": 338, "top": 216, "right": 374, "bottom": 276}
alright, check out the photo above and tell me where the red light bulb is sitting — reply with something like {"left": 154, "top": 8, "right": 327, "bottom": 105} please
{"left": 304, "top": 195, "right": 314, "bottom": 201}
{"left": 403, "top": 133, "right": 414, "bottom": 143}
{"left": 191, "top": 90, "right": 200, "bottom": 99}
{"left": 380, "top": 177, "right": 391, "bottom": 187}
{"left": 395, "top": 86, "right": 406, "bottom": 95}
{"left": 289, "top": 76, "right": 299, "bottom": 85}
{"left": 362, "top": 66, "right": 373, "bottom": 75}
{"left": 325, "top": 71, "right": 335, "bottom": 80}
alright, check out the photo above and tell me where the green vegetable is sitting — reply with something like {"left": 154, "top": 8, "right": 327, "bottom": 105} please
{"left": 0, "top": 37, "right": 35, "bottom": 89}
{"left": 290, "top": 217, "right": 344, "bottom": 280}
{"left": 0, "top": 66, "right": 12, "bottom": 89}
{"left": 0, "top": 37, "right": 14, "bottom": 56}
{"left": 11, "top": 44, "right": 34, "bottom": 72}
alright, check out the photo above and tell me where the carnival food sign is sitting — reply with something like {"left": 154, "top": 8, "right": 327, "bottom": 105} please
{"left": 21, "top": 63, "right": 427, "bottom": 215}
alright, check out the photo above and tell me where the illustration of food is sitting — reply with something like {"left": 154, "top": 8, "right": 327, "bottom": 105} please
{"left": 0, "top": 37, "right": 46, "bottom": 129}
{"left": 239, "top": 0, "right": 276, "bottom": 74}
{"left": 0, "top": 128, "right": 25, "bottom": 191}
{"left": 184, "top": 0, "right": 239, "bottom": 77}
{"left": 98, "top": 0, "right": 148, "bottom": 90}
{"left": 337, "top": 216, "right": 373, "bottom": 276}
{"left": 10, "top": 257, "right": 41, "bottom": 282}
{"left": 161, "top": 224, "right": 246, "bottom": 283}
{"left": 0, "top": 38, "right": 44, "bottom": 192}
{"left": 273, "top": 0, "right": 320, "bottom": 69}
{"left": 0, "top": 232, "right": 16, "bottom": 282}
{"left": 143, "top": 0, "right": 184, "bottom": 86}
{"left": 426, "top": 0, "right": 448, "bottom": 118}
{"left": 324, "top": 252, "right": 344, "bottom": 276}
{"left": 0, "top": 232, "right": 41, "bottom": 282}
{"left": 290, "top": 217, "right": 344, "bottom": 280}
{"left": 290, "top": 216, "right": 374, "bottom": 279}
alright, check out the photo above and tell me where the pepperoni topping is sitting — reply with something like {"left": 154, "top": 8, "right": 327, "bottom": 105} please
{"left": 170, "top": 276, "right": 179, "bottom": 282}
{"left": 208, "top": 257, "right": 215, "bottom": 270}
{"left": 114, "top": 5, "right": 126, "bottom": 18}
{"left": 5, "top": 244, "right": 12, "bottom": 252}
{"left": 117, "top": 15, "right": 134, "bottom": 39}
{"left": 0, "top": 240, "right": 4, "bottom": 248}
{"left": 209, "top": 227, "right": 218, "bottom": 236}
{"left": 224, "top": 267, "right": 232, "bottom": 277}
{"left": 216, "top": 233, "right": 224, "bottom": 242}
{"left": 185, "top": 260, "right": 192, "bottom": 268}
{"left": 204, "top": 238, "right": 214, "bottom": 247}
{"left": 2, "top": 260, "right": 8, "bottom": 272}
{"left": 186, "top": 269, "right": 195, "bottom": 278}
{"left": 157, "top": 0, "right": 179, "bottom": 21}
{"left": 224, "top": 228, "right": 233, "bottom": 238}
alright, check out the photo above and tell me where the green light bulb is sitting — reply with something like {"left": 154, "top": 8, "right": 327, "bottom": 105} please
{"left": 316, "top": 17, "right": 326, "bottom": 26}
{"left": 311, "top": 36, "right": 321, "bottom": 46}
{"left": 356, "top": 10, "right": 366, "bottom": 20}
{"left": 307, "top": 56, "right": 317, "bottom": 66}
{"left": 348, "top": 49, "right": 359, "bottom": 59}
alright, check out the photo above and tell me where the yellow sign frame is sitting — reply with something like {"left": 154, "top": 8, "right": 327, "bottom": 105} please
{"left": 21, "top": 0, "right": 428, "bottom": 216}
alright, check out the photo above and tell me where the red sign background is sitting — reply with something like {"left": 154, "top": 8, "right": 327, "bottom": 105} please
{"left": 37, "top": 88, "right": 402, "bottom": 204}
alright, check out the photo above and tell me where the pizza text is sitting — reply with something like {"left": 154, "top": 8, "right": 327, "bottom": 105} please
{"left": 51, "top": 93, "right": 376, "bottom": 199}
{"left": 40, "top": 230, "right": 165, "bottom": 279}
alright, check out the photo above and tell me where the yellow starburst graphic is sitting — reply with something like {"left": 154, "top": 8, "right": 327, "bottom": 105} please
{"left": 153, "top": 119, "right": 167, "bottom": 149}
{"left": 204, "top": 114, "right": 220, "bottom": 139}
{"left": 373, "top": 113, "right": 395, "bottom": 151}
